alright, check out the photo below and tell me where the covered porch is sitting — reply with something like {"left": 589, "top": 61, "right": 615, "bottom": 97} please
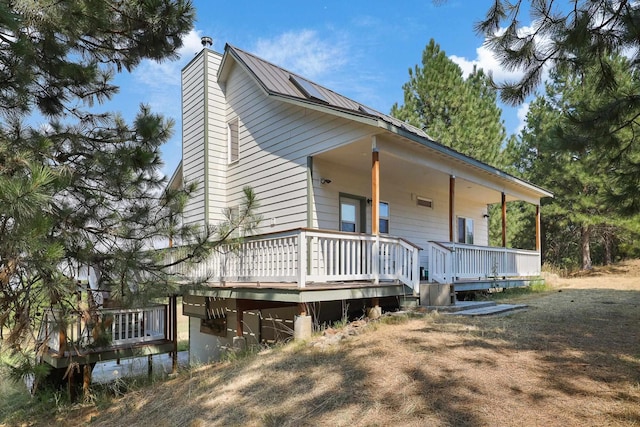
{"left": 306, "top": 129, "right": 551, "bottom": 294}
{"left": 169, "top": 228, "right": 542, "bottom": 295}
{"left": 168, "top": 228, "right": 421, "bottom": 292}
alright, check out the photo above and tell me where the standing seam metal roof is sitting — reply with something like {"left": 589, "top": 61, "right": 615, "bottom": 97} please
{"left": 220, "top": 44, "right": 553, "bottom": 199}
{"left": 225, "top": 44, "right": 431, "bottom": 139}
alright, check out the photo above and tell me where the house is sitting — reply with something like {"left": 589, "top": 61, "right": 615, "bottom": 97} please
{"left": 168, "top": 41, "right": 552, "bottom": 363}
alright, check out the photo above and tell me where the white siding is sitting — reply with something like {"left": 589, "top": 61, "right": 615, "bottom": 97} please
{"left": 222, "top": 65, "right": 373, "bottom": 232}
{"left": 312, "top": 157, "right": 489, "bottom": 269}
{"left": 181, "top": 53, "right": 207, "bottom": 227}
{"left": 205, "top": 52, "right": 228, "bottom": 223}
{"left": 183, "top": 50, "right": 497, "bottom": 257}
{"left": 182, "top": 50, "right": 228, "bottom": 228}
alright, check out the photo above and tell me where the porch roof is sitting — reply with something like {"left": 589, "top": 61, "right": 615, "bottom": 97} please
{"left": 217, "top": 44, "right": 552, "bottom": 201}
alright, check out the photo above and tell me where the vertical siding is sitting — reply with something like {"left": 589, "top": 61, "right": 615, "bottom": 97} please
{"left": 181, "top": 53, "right": 206, "bottom": 227}
{"left": 223, "top": 65, "right": 373, "bottom": 233}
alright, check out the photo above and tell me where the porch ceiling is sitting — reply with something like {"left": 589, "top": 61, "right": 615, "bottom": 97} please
{"left": 314, "top": 137, "right": 513, "bottom": 205}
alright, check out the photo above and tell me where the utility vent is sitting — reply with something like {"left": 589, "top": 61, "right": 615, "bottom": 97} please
{"left": 416, "top": 197, "right": 433, "bottom": 209}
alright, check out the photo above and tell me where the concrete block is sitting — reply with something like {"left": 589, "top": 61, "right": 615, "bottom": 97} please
{"left": 420, "top": 283, "right": 453, "bottom": 306}
{"left": 232, "top": 336, "right": 246, "bottom": 351}
{"left": 293, "top": 315, "right": 312, "bottom": 341}
{"left": 366, "top": 305, "right": 382, "bottom": 319}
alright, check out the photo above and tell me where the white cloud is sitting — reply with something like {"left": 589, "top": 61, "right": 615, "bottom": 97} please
{"left": 450, "top": 25, "right": 550, "bottom": 85}
{"left": 253, "top": 30, "right": 348, "bottom": 79}
{"left": 133, "top": 29, "right": 205, "bottom": 89}
{"left": 450, "top": 45, "right": 525, "bottom": 83}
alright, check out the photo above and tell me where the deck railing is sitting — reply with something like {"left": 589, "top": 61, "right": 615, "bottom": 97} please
{"left": 166, "top": 228, "right": 421, "bottom": 291}
{"left": 427, "top": 242, "right": 541, "bottom": 284}
{"left": 38, "top": 305, "right": 167, "bottom": 354}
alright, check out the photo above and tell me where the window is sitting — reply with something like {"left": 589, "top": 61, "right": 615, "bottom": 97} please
{"left": 227, "top": 119, "right": 239, "bottom": 163}
{"left": 379, "top": 202, "right": 390, "bottom": 234}
{"left": 340, "top": 201, "right": 358, "bottom": 232}
{"left": 457, "top": 217, "right": 474, "bottom": 244}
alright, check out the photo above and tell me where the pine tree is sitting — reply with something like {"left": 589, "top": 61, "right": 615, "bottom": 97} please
{"left": 391, "top": 39, "right": 506, "bottom": 167}
{"left": 478, "top": 0, "right": 640, "bottom": 213}
{"left": 514, "top": 55, "right": 640, "bottom": 269}
{"left": 0, "top": 1, "right": 258, "bottom": 354}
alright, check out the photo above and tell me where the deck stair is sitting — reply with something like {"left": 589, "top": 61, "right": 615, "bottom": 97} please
{"left": 428, "top": 300, "right": 528, "bottom": 316}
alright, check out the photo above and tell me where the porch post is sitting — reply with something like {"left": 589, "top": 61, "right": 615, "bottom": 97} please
{"left": 372, "top": 138, "right": 380, "bottom": 285}
{"left": 171, "top": 294, "right": 178, "bottom": 374}
{"left": 306, "top": 156, "right": 314, "bottom": 228}
{"left": 233, "top": 300, "right": 247, "bottom": 350}
{"left": 297, "top": 229, "right": 307, "bottom": 288}
{"left": 449, "top": 175, "right": 455, "bottom": 242}
{"left": 535, "top": 204, "right": 541, "bottom": 252}
{"left": 371, "top": 147, "right": 380, "bottom": 235}
{"left": 235, "top": 301, "right": 244, "bottom": 337}
{"left": 501, "top": 192, "right": 507, "bottom": 247}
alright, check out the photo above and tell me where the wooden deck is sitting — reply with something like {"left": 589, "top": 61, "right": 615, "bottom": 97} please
{"left": 37, "top": 302, "right": 180, "bottom": 370}
{"left": 191, "top": 280, "right": 416, "bottom": 303}
{"left": 40, "top": 338, "right": 176, "bottom": 369}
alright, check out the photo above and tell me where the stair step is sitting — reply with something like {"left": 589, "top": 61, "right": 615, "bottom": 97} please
{"left": 423, "top": 300, "right": 496, "bottom": 312}
{"left": 450, "top": 303, "right": 528, "bottom": 316}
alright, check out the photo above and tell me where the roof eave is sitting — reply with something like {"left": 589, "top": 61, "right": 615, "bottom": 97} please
{"left": 383, "top": 122, "right": 554, "bottom": 199}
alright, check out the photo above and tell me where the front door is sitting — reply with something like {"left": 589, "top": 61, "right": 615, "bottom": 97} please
{"left": 339, "top": 195, "right": 364, "bottom": 233}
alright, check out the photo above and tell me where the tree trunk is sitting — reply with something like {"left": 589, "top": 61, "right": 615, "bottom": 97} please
{"left": 581, "top": 225, "right": 592, "bottom": 270}
{"left": 602, "top": 226, "right": 613, "bottom": 266}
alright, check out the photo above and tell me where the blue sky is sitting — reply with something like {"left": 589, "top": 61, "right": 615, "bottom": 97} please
{"left": 111, "top": 0, "right": 535, "bottom": 179}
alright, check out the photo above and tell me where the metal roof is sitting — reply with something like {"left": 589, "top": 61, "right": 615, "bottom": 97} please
{"left": 223, "top": 44, "right": 431, "bottom": 138}
{"left": 218, "top": 44, "right": 553, "bottom": 199}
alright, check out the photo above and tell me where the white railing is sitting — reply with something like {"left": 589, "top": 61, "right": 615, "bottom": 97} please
{"left": 102, "top": 306, "right": 166, "bottom": 346}
{"left": 38, "top": 305, "right": 167, "bottom": 354}
{"left": 167, "top": 228, "right": 421, "bottom": 291}
{"left": 426, "top": 242, "right": 541, "bottom": 284}
{"left": 427, "top": 242, "right": 454, "bottom": 284}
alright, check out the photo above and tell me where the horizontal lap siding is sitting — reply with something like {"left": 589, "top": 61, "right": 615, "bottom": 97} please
{"left": 224, "top": 66, "right": 372, "bottom": 232}
{"left": 182, "top": 53, "right": 206, "bottom": 226}
{"left": 312, "top": 157, "right": 488, "bottom": 269}
{"left": 205, "top": 52, "right": 227, "bottom": 223}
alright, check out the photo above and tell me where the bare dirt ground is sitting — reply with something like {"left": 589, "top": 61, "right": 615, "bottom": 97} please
{"left": 18, "top": 261, "right": 640, "bottom": 426}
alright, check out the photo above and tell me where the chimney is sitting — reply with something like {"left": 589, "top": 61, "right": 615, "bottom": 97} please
{"left": 201, "top": 36, "right": 213, "bottom": 48}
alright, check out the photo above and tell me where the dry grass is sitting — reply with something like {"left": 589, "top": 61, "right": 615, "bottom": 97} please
{"left": 7, "top": 261, "right": 640, "bottom": 426}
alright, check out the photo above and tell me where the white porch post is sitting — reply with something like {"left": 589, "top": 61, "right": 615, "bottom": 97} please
{"left": 412, "top": 245, "right": 420, "bottom": 295}
{"left": 449, "top": 175, "right": 455, "bottom": 242}
{"left": 297, "top": 229, "right": 307, "bottom": 288}
{"left": 449, "top": 175, "right": 457, "bottom": 281}
{"left": 535, "top": 204, "right": 541, "bottom": 252}
{"left": 501, "top": 192, "right": 507, "bottom": 247}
